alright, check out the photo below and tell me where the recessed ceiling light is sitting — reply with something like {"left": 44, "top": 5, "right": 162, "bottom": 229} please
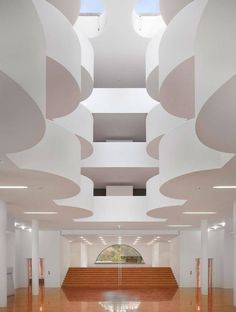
{"left": 0, "top": 186, "right": 28, "bottom": 189}
{"left": 219, "top": 222, "right": 226, "bottom": 227}
{"left": 182, "top": 212, "right": 216, "bottom": 215}
{"left": 24, "top": 212, "right": 58, "bottom": 215}
{"left": 21, "top": 225, "right": 26, "bottom": 230}
{"left": 212, "top": 225, "right": 220, "bottom": 230}
{"left": 213, "top": 186, "right": 236, "bottom": 189}
{"left": 168, "top": 225, "right": 192, "bottom": 228}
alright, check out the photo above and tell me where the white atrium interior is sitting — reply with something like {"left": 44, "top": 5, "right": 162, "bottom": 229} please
{"left": 1, "top": 0, "right": 236, "bottom": 311}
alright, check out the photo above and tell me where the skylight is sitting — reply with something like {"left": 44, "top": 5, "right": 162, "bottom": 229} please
{"left": 135, "top": 0, "right": 160, "bottom": 15}
{"left": 80, "top": 0, "right": 104, "bottom": 14}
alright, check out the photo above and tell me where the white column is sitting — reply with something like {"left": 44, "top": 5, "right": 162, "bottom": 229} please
{"left": 233, "top": 203, "right": 236, "bottom": 306}
{"left": 0, "top": 201, "right": 7, "bottom": 307}
{"left": 201, "top": 219, "right": 208, "bottom": 295}
{"left": 152, "top": 243, "right": 160, "bottom": 267}
{"left": 80, "top": 243, "right": 88, "bottom": 267}
{"left": 32, "top": 219, "right": 39, "bottom": 295}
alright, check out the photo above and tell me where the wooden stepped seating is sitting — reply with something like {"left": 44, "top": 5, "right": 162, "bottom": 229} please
{"left": 62, "top": 267, "right": 178, "bottom": 289}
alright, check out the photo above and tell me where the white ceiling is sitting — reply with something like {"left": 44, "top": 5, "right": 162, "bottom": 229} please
{"left": 93, "top": 113, "right": 147, "bottom": 142}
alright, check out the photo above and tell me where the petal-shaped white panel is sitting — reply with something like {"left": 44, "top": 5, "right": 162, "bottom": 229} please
{"left": 146, "top": 25, "right": 166, "bottom": 101}
{"left": 8, "top": 121, "right": 81, "bottom": 198}
{"left": 159, "top": 119, "right": 233, "bottom": 198}
{"left": 33, "top": 0, "right": 81, "bottom": 118}
{"left": 195, "top": 1, "right": 236, "bottom": 154}
{"left": 146, "top": 175, "right": 185, "bottom": 218}
{"left": 54, "top": 105, "right": 93, "bottom": 159}
{"left": 74, "top": 26, "right": 94, "bottom": 101}
{"left": 54, "top": 176, "right": 93, "bottom": 218}
{"left": 0, "top": 0, "right": 46, "bottom": 153}
{"left": 159, "top": 0, "right": 206, "bottom": 118}
{"left": 146, "top": 105, "right": 184, "bottom": 159}
{"left": 47, "top": 0, "right": 80, "bottom": 24}
{"left": 160, "top": 0, "right": 193, "bottom": 25}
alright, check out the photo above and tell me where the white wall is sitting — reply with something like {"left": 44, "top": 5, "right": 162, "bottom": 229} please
{"left": 223, "top": 231, "right": 233, "bottom": 288}
{"left": 15, "top": 229, "right": 31, "bottom": 288}
{"left": 152, "top": 242, "right": 170, "bottom": 267}
{"left": 179, "top": 230, "right": 225, "bottom": 288}
{"left": 9, "top": 228, "right": 234, "bottom": 289}
{"left": 170, "top": 236, "right": 180, "bottom": 283}
{"left": 152, "top": 243, "right": 159, "bottom": 267}
{"left": 39, "top": 231, "right": 61, "bottom": 288}
{"left": 60, "top": 236, "right": 71, "bottom": 284}
{"left": 70, "top": 242, "right": 88, "bottom": 267}
{"left": 14, "top": 229, "right": 61, "bottom": 288}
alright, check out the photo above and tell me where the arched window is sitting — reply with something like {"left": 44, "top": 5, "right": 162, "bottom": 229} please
{"left": 95, "top": 244, "right": 145, "bottom": 264}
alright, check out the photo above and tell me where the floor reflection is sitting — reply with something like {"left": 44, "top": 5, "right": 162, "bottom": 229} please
{"left": 62, "top": 287, "right": 178, "bottom": 302}
{"left": 99, "top": 301, "right": 140, "bottom": 312}
{"left": 2, "top": 287, "right": 236, "bottom": 312}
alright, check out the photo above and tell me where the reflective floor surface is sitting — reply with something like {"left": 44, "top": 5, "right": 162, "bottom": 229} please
{"left": 1, "top": 287, "right": 236, "bottom": 312}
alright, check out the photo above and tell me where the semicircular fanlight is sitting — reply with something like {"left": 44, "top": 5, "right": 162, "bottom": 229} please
{"left": 95, "top": 244, "right": 145, "bottom": 264}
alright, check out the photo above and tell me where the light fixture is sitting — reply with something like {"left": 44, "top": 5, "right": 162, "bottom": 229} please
{"left": 0, "top": 186, "right": 28, "bottom": 189}
{"left": 168, "top": 225, "right": 192, "bottom": 228}
{"left": 182, "top": 212, "right": 216, "bottom": 215}
{"left": 21, "top": 225, "right": 26, "bottom": 230}
{"left": 28, "top": 228, "right": 32, "bottom": 233}
{"left": 24, "top": 212, "right": 58, "bottom": 215}
{"left": 213, "top": 186, "right": 236, "bottom": 189}
{"left": 219, "top": 222, "right": 226, "bottom": 227}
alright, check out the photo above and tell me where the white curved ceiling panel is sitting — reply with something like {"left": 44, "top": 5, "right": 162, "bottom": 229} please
{"left": 159, "top": 0, "right": 207, "bottom": 118}
{"left": 54, "top": 105, "right": 93, "bottom": 159}
{"left": 0, "top": 0, "right": 46, "bottom": 153}
{"left": 47, "top": 0, "right": 80, "bottom": 24}
{"left": 195, "top": 0, "right": 236, "bottom": 154}
{"left": 159, "top": 119, "right": 233, "bottom": 198}
{"left": 33, "top": 0, "right": 81, "bottom": 118}
{"left": 160, "top": 0, "right": 193, "bottom": 25}
{"left": 146, "top": 105, "right": 184, "bottom": 159}
{"left": 8, "top": 121, "right": 81, "bottom": 197}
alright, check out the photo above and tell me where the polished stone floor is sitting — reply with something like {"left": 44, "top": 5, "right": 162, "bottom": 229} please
{"left": 1, "top": 287, "right": 236, "bottom": 312}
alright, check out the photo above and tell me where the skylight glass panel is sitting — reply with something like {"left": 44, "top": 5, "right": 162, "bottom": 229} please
{"left": 135, "top": 0, "right": 160, "bottom": 15}
{"left": 80, "top": 0, "right": 104, "bottom": 14}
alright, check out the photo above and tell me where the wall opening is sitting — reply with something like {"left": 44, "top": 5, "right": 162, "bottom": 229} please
{"left": 27, "top": 258, "right": 45, "bottom": 286}
{"left": 95, "top": 244, "right": 145, "bottom": 264}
